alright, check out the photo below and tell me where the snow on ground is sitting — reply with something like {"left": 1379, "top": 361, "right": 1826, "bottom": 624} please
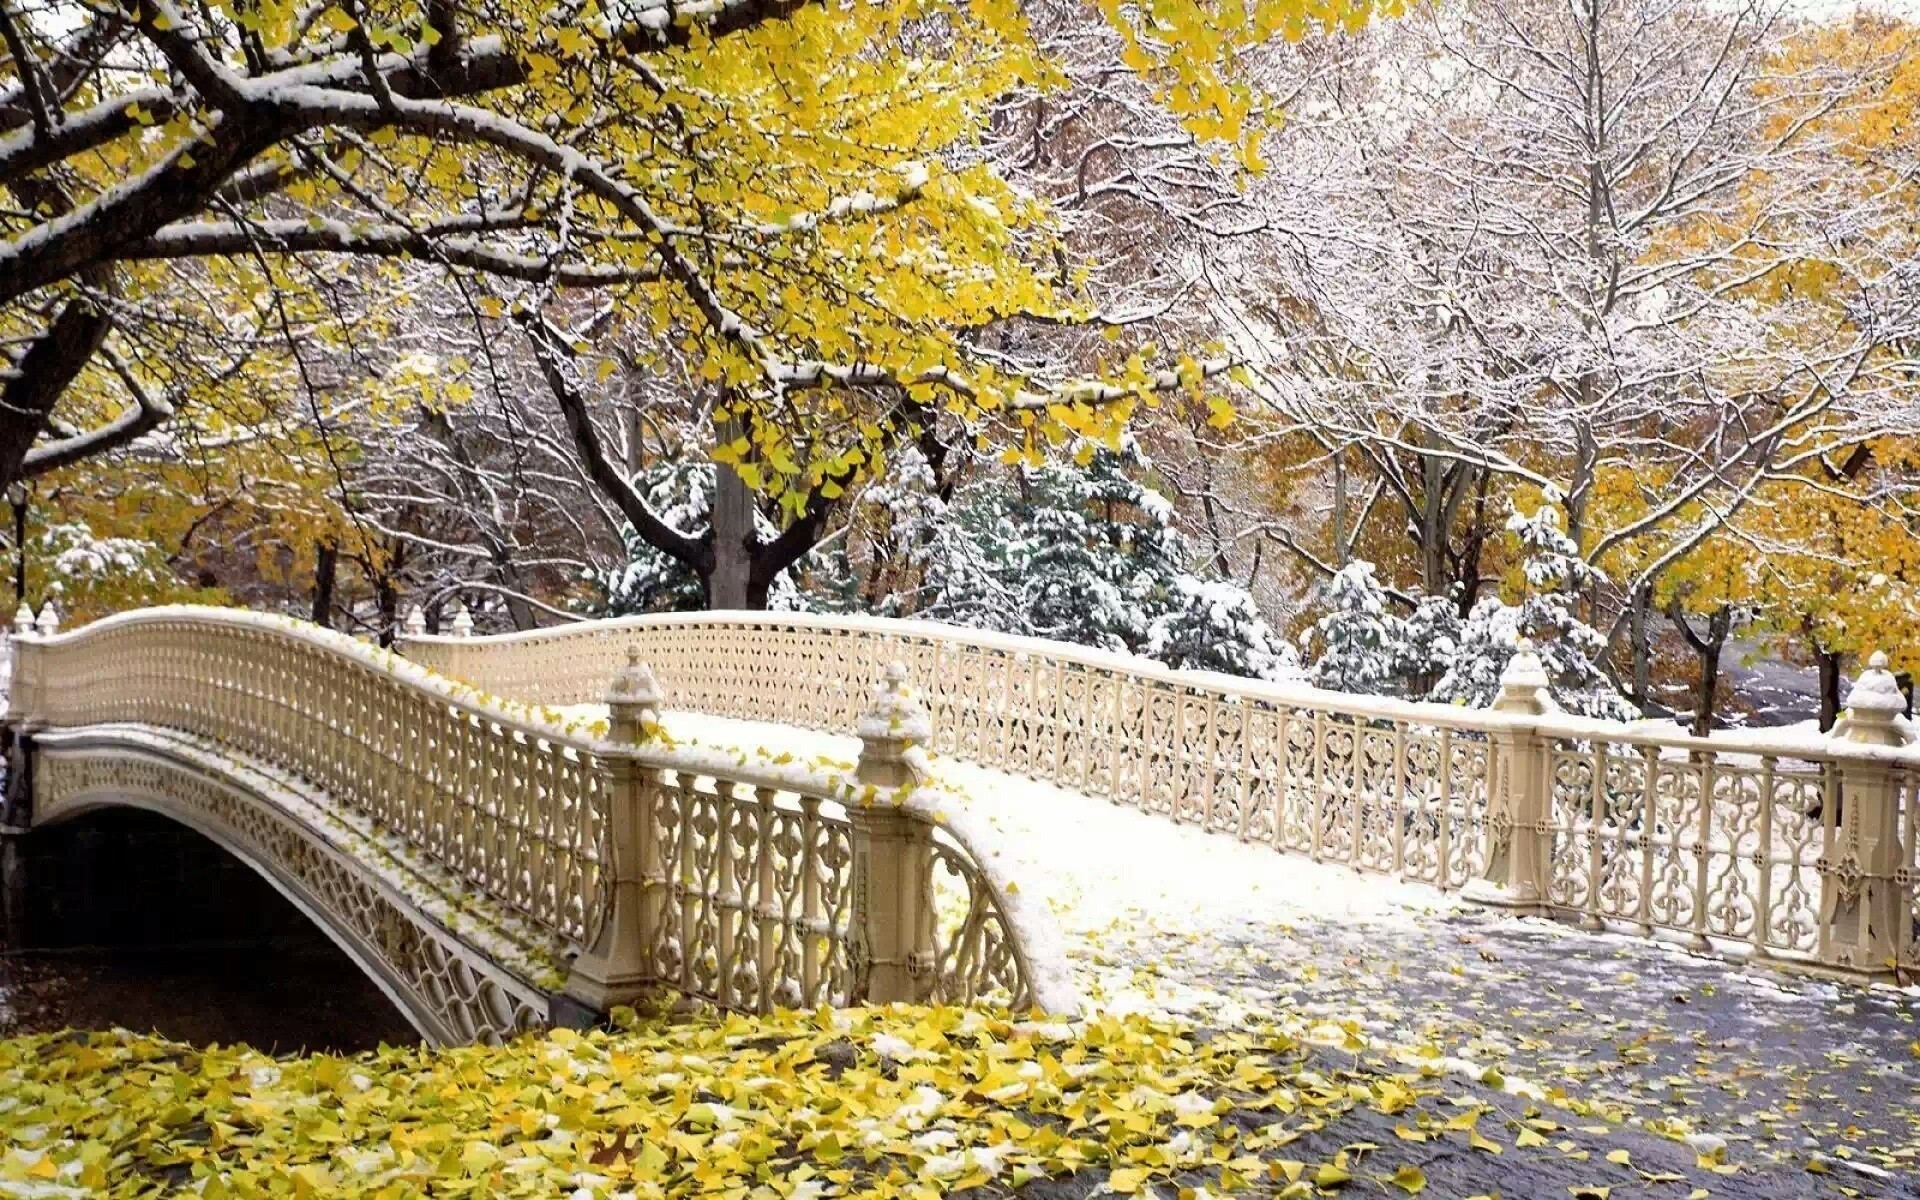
{"left": 591, "top": 707, "right": 1920, "bottom": 1175}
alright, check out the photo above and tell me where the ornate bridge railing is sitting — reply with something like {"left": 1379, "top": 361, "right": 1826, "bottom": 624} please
{"left": 402, "top": 611, "right": 1919, "bottom": 982}
{"left": 4, "top": 608, "right": 1066, "bottom": 1043}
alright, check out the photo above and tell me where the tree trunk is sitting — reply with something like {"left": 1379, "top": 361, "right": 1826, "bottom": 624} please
{"left": 708, "top": 455, "right": 757, "bottom": 610}
{"left": 1816, "top": 646, "right": 1843, "bottom": 733}
{"left": 311, "top": 543, "right": 337, "bottom": 629}
{"left": 376, "top": 577, "right": 399, "bottom": 647}
{"left": 1330, "top": 450, "right": 1349, "bottom": 568}
{"left": 1694, "top": 631, "right": 1723, "bottom": 738}
{"left": 1631, "top": 585, "right": 1651, "bottom": 714}
{"left": 1666, "top": 602, "right": 1731, "bottom": 736}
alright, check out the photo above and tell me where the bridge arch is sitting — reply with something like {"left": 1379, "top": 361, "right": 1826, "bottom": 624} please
{"left": 30, "top": 730, "right": 552, "bottom": 1045}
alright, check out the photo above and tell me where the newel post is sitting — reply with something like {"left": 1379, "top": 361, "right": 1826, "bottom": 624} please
{"left": 560, "top": 650, "right": 666, "bottom": 1021}
{"left": 5, "top": 604, "right": 42, "bottom": 727}
{"left": 1464, "top": 640, "right": 1554, "bottom": 915}
{"left": 848, "top": 663, "right": 939, "bottom": 1005}
{"left": 1818, "top": 651, "right": 1909, "bottom": 977}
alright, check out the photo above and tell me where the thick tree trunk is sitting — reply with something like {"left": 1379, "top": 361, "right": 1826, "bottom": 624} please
{"left": 311, "top": 543, "right": 338, "bottom": 629}
{"left": 376, "top": 577, "right": 399, "bottom": 647}
{"left": 1694, "top": 636, "right": 1723, "bottom": 739}
{"left": 1667, "top": 602, "right": 1731, "bottom": 735}
{"left": 708, "top": 455, "right": 758, "bottom": 610}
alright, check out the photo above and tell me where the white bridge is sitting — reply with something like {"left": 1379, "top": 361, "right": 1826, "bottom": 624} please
{"left": 5, "top": 606, "right": 1916, "bottom": 1044}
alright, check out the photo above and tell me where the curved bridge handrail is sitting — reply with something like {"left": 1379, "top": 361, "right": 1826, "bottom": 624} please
{"left": 400, "top": 610, "right": 1920, "bottom": 982}
{"left": 10, "top": 606, "right": 610, "bottom": 950}
{"left": 8, "top": 606, "right": 1063, "bottom": 1018}
{"left": 398, "top": 609, "right": 1920, "bottom": 767}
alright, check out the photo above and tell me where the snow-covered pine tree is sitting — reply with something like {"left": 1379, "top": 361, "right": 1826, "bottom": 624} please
{"left": 1429, "top": 501, "right": 1634, "bottom": 719}
{"left": 1396, "top": 589, "right": 1464, "bottom": 698}
{"left": 1428, "top": 595, "right": 1523, "bottom": 708}
{"left": 1012, "top": 442, "right": 1190, "bottom": 653}
{"left": 1305, "top": 561, "right": 1408, "bottom": 695}
{"left": 1148, "top": 578, "right": 1300, "bottom": 681}
{"left": 887, "top": 439, "right": 1294, "bottom": 681}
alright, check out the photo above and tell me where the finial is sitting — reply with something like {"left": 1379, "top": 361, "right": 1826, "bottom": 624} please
{"left": 403, "top": 605, "right": 426, "bottom": 637}
{"left": 1833, "top": 649, "right": 1907, "bottom": 746}
{"left": 33, "top": 601, "right": 58, "bottom": 636}
{"left": 605, "top": 649, "right": 665, "bottom": 740}
{"left": 12, "top": 602, "right": 32, "bottom": 635}
{"left": 449, "top": 601, "right": 474, "bottom": 638}
{"left": 856, "top": 661, "right": 932, "bottom": 790}
{"left": 1492, "top": 637, "right": 1553, "bottom": 715}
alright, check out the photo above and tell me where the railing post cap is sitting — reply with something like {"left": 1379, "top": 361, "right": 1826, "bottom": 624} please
{"left": 1834, "top": 649, "right": 1908, "bottom": 746}
{"left": 33, "top": 601, "right": 58, "bottom": 635}
{"left": 449, "top": 602, "right": 474, "bottom": 638}
{"left": 1492, "top": 638, "right": 1553, "bottom": 715}
{"left": 606, "top": 648, "right": 665, "bottom": 708}
{"left": 856, "top": 661, "right": 931, "bottom": 788}
{"left": 12, "top": 602, "right": 32, "bottom": 635}
{"left": 403, "top": 605, "right": 426, "bottom": 636}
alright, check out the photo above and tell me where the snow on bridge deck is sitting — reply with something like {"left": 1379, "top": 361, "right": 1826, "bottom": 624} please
{"left": 630, "top": 707, "right": 1920, "bottom": 1185}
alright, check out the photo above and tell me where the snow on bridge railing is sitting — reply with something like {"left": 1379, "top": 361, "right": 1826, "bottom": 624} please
{"left": 402, "top": 610, "right": 1920, "bottom": 983}
{"left": 5, "top": 606, "right": 1067, "bottom": 1021}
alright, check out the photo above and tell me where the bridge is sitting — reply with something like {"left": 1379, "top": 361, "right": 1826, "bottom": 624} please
{"left": 4, "top": 605, "right": 1917, "bottom": 1045}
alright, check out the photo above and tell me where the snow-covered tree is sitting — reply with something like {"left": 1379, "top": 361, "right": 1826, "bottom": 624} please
{"left": 1305, "top": 561, "right": 1408, "bottom": 695}
{"left": 1013, "top": 446, "right": 1190, "bottom": 653}
{"left": 1396, "top": 590, "right": 1464, "bottom": 698}
{"left": 1430, "top": 502, "right": 1634, "bottom": 719}
{"left": 1148, "top": 579, "right": 1300, "bottom": 681}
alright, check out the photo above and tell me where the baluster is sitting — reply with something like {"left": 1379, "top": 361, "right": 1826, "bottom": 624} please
{"left": 1274, "top": 706, "right": 1294, "bottom": 850}
{"left": 1050, "top": 659, "right": 1067, "bottom": 784}
{"left": 1637, "top": 746, "right": 1660, "bottom": 936}
{"left": 714, "top": 784, "right": 738, "bottom": 1009}
{"left": 1753, "top": 756, "right": 1776, "bottom": 959}
{"left": 1691, "top": 753, "right": 1716, "bottom": 950}
{"left": 1082, "top": 664, "right": 1098, "bottom": 794}
{"left": 1168, "top": 684, "right": 1187, "bottom": 822}
{"left": 1392, "top": 722, "right": 1408, "bottom": 876}
{"left": 1310, "top": 711, "right": 1327, "bottom": 862}
{"left": 1348, "top": 723, "right": 1366, "bottom": 864}
{"left": 1436, "top": 727, "right": 1453, "bottom": 883}
{"left": 1200, "top": 694, "right": 1223, "bottom": 828}
{"left": 1234, "top": 702, "right": 1256, "bottom": 844}
{"left": 1584, "top": 745, "right": 1605, "bottom": 930}
{"left": 800, "top": 794, "right": 823, "bottom": 1003}
{"left": 754, "top": 786, "right": 779, "bottom": 1012}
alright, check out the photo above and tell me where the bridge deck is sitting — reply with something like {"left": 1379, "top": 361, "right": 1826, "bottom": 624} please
{"left": 627, "top": 708, "right": 1920, "bottom": 1181}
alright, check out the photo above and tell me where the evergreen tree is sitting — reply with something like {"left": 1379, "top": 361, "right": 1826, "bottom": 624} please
{"left": 1305, "top": 561, "right": 1408, "bottom": 695}
{"left": 1397, "top": 590, "right": 1464, "bottom": 697}
{"left": 1429, "top": 501, "right": 1634, "bottom": 719}
{"left": 1148, "top": 578, "right": 1300, "bottom": 681}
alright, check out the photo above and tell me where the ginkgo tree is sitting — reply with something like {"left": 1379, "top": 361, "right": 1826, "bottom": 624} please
{"left": 1, "top": 0, "right": 1370, "bottom": 575}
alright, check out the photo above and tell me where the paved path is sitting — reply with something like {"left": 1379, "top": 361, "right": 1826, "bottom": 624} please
{"left": 661, "top": 711, "right": 1920, "bottom": 1193}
